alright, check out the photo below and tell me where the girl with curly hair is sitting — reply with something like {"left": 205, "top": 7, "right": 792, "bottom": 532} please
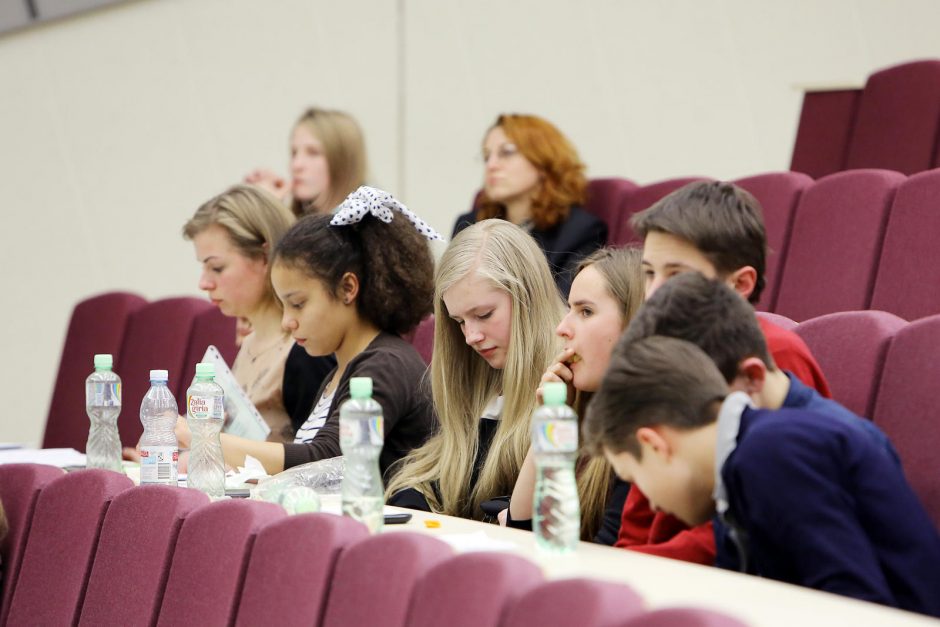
{"left": 176, "top": 187, "right": 439, "bottom": 478}
{"left": 452, "top": 114, "right": 607, "bottom": 296}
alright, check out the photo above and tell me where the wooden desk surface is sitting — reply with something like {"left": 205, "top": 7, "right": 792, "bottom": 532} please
{"left": 383, "top": 506, "right": 940, "bottom": 627}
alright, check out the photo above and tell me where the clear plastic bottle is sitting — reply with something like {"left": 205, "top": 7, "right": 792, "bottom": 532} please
{"left": 139, "top": 369, "right": 179, "bottom": 486}
{"left": 532, "top": 381, "right": 581, "bottom": 554}
{"left": 85, "top": 353, "right": 124, "bottom": 473}
{"left": 186, "top": 362, "right": 225, "bottom": 498}
{"left": 339, "top": 377, "right": 384, "bottom": 533}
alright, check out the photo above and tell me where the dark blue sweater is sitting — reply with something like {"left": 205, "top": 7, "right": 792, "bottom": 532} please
{"left": 719, "top": 399, "right": 940, "bottom": 616}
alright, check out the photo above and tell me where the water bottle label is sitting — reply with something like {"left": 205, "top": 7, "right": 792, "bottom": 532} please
{"left": 535, "top": 420, "right": 578, "bottom": 452}
{"left": 90, "top": 382, "right": 121, "bottom": 407}
{"left": 340, "top": 416, "right": 384, "bottom": 447}
{"left": 140, "top": 446, "right": 179, "bottom": 484}
{"left": 187, "top": 394, "right": 223, "bottom": 420}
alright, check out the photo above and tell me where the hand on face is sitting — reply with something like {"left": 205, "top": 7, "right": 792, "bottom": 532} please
{"left": 244, "top": 168, "right": 290, "bottom": 201}
{"left": 536, "top": 347, "right": 577, "bottom": 404}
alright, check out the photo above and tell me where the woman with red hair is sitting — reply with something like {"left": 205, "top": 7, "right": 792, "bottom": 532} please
{"left": 453, "top": 114, "right": 607, "bottom": 296}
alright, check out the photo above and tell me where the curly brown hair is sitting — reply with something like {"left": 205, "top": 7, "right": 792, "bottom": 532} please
{"left": 272, "top": 212, "right": 433, "bottom": 335}
{"left": 475, "top": 113, "right": 587, "bottom": 231}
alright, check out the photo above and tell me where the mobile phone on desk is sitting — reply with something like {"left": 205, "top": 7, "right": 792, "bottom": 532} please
{"left": 384, "top": 512, "right": 412, "bottom": 525}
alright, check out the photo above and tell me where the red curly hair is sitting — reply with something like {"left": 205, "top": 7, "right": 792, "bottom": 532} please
{"left": 476, "top": 113, "right": 587, "bottom": 231}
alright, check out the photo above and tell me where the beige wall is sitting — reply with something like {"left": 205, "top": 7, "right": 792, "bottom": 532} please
{"left": 2, "top": 0, "right": 939, "bottom": 446}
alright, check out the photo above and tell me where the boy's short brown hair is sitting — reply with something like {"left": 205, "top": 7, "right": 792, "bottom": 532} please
{"left": 630, "top": 181, "right": 768, "bottom": 305}
{"left": 620, "top": 272, "right": 776, "bottom": 383}
{"left": 584, "top": 336, "right": 728, "bottom": 458}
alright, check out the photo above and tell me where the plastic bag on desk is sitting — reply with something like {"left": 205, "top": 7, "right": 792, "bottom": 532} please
{"left": 250, "top": 455, "right": 345, "bottom": 504}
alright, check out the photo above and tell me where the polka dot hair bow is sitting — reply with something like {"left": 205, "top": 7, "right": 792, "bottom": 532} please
{"left": 330, "top": 185, "right": 444, "bottom": 241}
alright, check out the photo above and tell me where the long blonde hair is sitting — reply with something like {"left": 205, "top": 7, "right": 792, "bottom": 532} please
{"left": 572, "top": 247, "right": 644, "bottom": 539}
{"left": 291, "top": 107, "right": 368, "bottom": 216}
{"left": 387, "top": 220, "right": 564, "bottom": 518}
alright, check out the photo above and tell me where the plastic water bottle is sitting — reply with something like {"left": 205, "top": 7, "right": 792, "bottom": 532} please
{"left": 186, "top": 363, "right": 225, "bottom": 498}
{"left": 339, "top": 377, "right": 384, "bottom": 533}
{"left": 85, "top": 354, "right": 124, "bottom": 472}
{"left": 532, "top": 381, "right": 580, "bottom": 554}
{"left": 139, "top": 370, "right": 179, "bottom": 486}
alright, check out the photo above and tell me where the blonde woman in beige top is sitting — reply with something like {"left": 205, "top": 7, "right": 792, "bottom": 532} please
{"left": 183, "top": 184, "right": 298, "bottom": 443}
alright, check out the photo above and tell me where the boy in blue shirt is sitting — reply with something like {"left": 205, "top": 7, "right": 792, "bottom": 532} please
{"left": 586, "top": 283, "right": 940, "bottom": 615}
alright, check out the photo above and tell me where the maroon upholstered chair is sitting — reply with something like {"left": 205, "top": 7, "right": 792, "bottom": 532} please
{"left": 501, "top": 578, "right": 646, "bottom": 627}
{"left": 871, "top": 314, "right": 940, "bottom": 528}
{"left": 78, "top": 486, "right": 209, "bottom": 627}
{"left": 407, "top": 552, "right": 543, "bottom": 627}
{"left": 845, "top": 60, "right": 940, "bottom": 175}
{"left": 6, "top": 469, "right": 133, "bottom": 626}
{"left": 870, "top": 169, "right": 940, "bottom": 320}
{"left": 180, "top": 304, "right": 238, "bottom": 408}
{"left": 774, "top": 170, "right": 903, "bottom": 322}
{"left": 612, "top": 177, "right": 712, "bottom": 246}
{"left": 616, "top": 607, "right": 748, "bottom": 627}
{"left": 754, "top": 311, "right": 797, "bottom": 332}
{"left": 234, "top": 513, "right": 369, "bottom": 627}
{"left": 321, "top": 532, "right": 452, "bottom": 627}
{"left": 43, "top": 291, "right": 147, "bottom": 451}
{"left": 156, "top": 499, "right": 285, "bottom": 627}
{"left": 117, "top": 297, "right": 216, "bottom": 445}
{"left": 0, "top": 464, "right": 65, "bottom": 625}
{"left": 795, "top": 311, "right": 906, "bottom": 418}
{"left": 790, "top": 88, "right": 862, "bottom": 179}
{"left": 406, "top": 315, "right": 435, "bottom": 365}
{"left": 733, "top": 172, "right": 813, "bottom": 311}
{"left": 585, "top": 177, "right": 638, "bottom": 242}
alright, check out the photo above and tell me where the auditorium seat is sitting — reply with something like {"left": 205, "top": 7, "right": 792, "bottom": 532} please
{"left": 407, "top": 552, "right": 543, "bottom": 627}
{"left": 870, "top": 169, "right": 940, "bottom": 320}
{"left": 774, "top": 170, "right": 903, "bottom": 321}
{"left": 845, "top": 60, "right": 940, "bottom": 175}
{"left": 585, "top": 177, "right": 639, "bottom": 241}
{"left": 0, "top": 463, "right": 64, "bottom": 625}
{"left": 617, "top": 607, "right": 748, "bottom": 627}
{"left": 79, "top": 486, "right": 208, "bottom": 627}
{"left": 235, "top": 513, "right": 369, "bottom": 627}
{"left": 501, "top": 578, "right": 646, "bottom": 627}
{"left": 795, "top": 311, "right": 906, "bottom": 418}
{"left": 6, "top": 469, "right": 133, "bottom": 626}
{"left": 117, "top": 297, "right": 216, "bottom": 446}
{"left": 43, "top": 291, "right": 147, "bottom": 451}
{"left": 156, "top": 499, "right": 285, "bottom": 626}
{"left": 790, "top": 88, "right": 861, "bottom": 179}
{"left": 612, "top": 177, "right": 712, "bottom": 246}
{"left": 180, "top": 304, "right": 238, "bottom": 408}
{"left": 733, "top": 172, "right": 813, "bottom": 311}
{"left": 871, "top": 314, "right": 940, "bottom": 528}
{"left": 407, "top": 315, "right": 435, "bottom": 365}
{"left": 321, "top": 532, "right": 452, "bottom": 627}
{"left": 754, "top": 311, "right": 797, "bottom": 332}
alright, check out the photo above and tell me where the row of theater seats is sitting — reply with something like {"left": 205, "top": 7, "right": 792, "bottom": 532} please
{"left": 583, "top": 167, "right": 940, "bottom": 321}
{"left": 0, "top": 465, "right": 744, "bottom": 627}
{"left": 790, "top": 59, "right": 940, "bottom": 179}
{"left": 755, "top": 310, "right": 940, "bottom": 529}
{"left": 42, "top": 292, "right": 437, "bottom": 455}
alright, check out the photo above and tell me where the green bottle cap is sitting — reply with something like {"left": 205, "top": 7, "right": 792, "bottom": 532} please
{"left": 93, "top": 354, "right": 113, "bottom": 370}
{"left": 349, "top": 377, "right": 373, "bottom": 399}
{"left": 542, "top": 382, "right": 567, "bottom": 406}
{"left": 195, "top": 362, "right": 215, "bottom": 379}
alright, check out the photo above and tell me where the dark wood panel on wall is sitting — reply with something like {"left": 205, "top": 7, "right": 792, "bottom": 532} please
{"left": 0, "top": 0, "right": 134, "bottom": 35}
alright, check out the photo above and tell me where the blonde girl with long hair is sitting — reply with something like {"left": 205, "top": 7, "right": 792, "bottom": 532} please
{"left": 505, "top": 247, "right": 644, "bottom": 542}
{"left": 386, "top": 219, "right": 565, "bottom": 519}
